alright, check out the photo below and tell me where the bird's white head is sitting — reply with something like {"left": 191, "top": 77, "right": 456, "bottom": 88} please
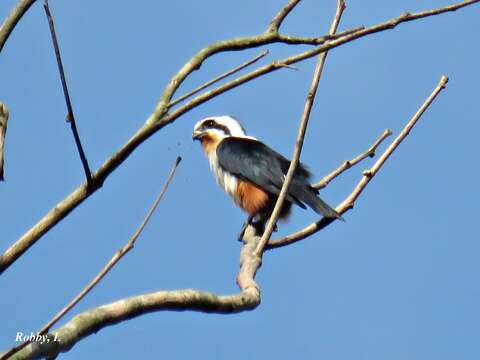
{"left": 192, "top": 115, "right": 246, "bottom": 140}
{"left": 192, "top": 115, "right": 249, "bottom": 154}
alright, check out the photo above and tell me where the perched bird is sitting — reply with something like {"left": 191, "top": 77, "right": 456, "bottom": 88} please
{"left": 192, "top": 115, "right": 342, "bottom": 238}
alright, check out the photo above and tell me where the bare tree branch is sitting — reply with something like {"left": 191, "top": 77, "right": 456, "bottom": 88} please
{"left": 0, "top": 0, "right": 36, "bottom": 53}
{"left": 0, "top": 102, "right": 8, "bottom": 181}
{"left": 161, "top": 0, "right": 478, "bottom": 125}
{"left": 0, "top": 225, "right": 263, "bottom": 360}
{"left": 277, "top": 29, "right": 363, "bottom": 45}
{"left": 0, "top": 74, "right": 450, "bottom": 360}
{"left": 0, "top": 0, "right": 335, "bottom": 275}
{"left": 267, "top": 75, "right": 449, "bottom": 250}
{"left": 0, "top": 0, "right": 476, "bottom": 275}
{"left": 0, "top": 157, "right": 182, "bottom": 360}
{"left": 43, "top": 0, "right": 92, "bottom": 184}
{"left": 170, "top": 50, "right": 269, "bottom": 107}
{"left": 268, "top": 0, "right": 301, "bottom": 33}
{"left": 148, "top": 26, "right": 365, "bottom": 124}
{"left": 313, "top": 129, "right": 392, "bottom": 190}
{"left": 0, "top": 0, "right": 464, "bottom": 356}
{"left": 254, "top": 0, "right": 346, "bottom": 257}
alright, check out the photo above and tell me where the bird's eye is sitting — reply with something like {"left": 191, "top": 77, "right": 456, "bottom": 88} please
{"left": 205, "top": 120, "right": 215, "bottom": 128}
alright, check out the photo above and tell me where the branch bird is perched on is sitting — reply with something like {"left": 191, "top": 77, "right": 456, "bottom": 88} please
{"left": 193, "top": 115, "right": 343, "bottom": 239}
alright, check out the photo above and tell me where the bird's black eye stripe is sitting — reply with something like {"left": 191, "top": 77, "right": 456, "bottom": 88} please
{"left": 200, "top": 119, "right": 231, "bottom": 136}
{"left": 204, "top": 119, "right": 215, "bottom": 128}
{"left": 216, "top": 124, "right": 231, "bottom": 136}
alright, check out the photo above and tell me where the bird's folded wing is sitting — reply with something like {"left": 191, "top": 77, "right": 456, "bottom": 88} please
{"left": 216, "top": 137, "right": 310, "bottom": 207}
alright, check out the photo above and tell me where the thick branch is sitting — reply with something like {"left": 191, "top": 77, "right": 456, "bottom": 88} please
{"left": 0, "top": 0, "right": 476, "bottom": 275}
{"left": 0, "top": 102, "right": 8, "bottom": 181}
{"left": 1, "top": 225, "right": 262, "bottom": 360}
{"left": 267, "top": 76, "right": 449, "bottom": 250}
{"left": 0, "top": 0, "right": 36, "bottom": 53}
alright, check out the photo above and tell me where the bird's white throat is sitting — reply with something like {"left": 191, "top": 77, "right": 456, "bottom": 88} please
{"left": 207, "top": 150, "right": 238, "bottom": 199}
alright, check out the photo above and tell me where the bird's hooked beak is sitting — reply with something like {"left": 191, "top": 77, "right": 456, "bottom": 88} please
{"left": 192, "top": 130, "right": 204, "bottom": 141}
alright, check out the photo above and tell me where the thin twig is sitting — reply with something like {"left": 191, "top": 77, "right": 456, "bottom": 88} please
{"left": 267, "top": 75, "right": 449, "bottom": 250}
{"left": 169, "top": 50, "right": 269, "bottom": 107}
{"left": 43, "top": 0, "right": 92, "bottom": 184}
{"left": 253, "top": 0, "right": 346, "bottom": 257}
{"left": 44, "top": 157, "right": 181, "bottom": 330}
{"left": 276, "top": 62, "right": 299, "bottom": 71}
{"left": 0, "top": 102, "right": 9, "bottom": 181}
{"left": 268, "top": 0, "right": 301, "bottom": 33}
{"left": 0, "top": 156, "right": 182, "bottom": 360}
{"left": 313, "top": 129, "right": 392, "bottom": 190}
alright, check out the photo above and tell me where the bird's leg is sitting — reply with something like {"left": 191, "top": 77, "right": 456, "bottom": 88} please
{"left": 238, "top": 212, "right": 280, "bottom": 241}
{"left": 238, "top": 214, "right": 254, "bottom": 242}
{"left": 257, "top": 211, "right": 278, "bottom": 232}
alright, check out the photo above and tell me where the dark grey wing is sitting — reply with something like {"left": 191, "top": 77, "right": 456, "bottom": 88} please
{"left": 216, "top": 137, "right": 310, "bottom": 208}
{"left": 217, "top": 137, "right": 343, "bottom": 220}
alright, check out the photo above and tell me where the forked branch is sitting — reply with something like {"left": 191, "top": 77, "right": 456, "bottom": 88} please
{"left": 0, "top": 157, "right": 182, "bottom": 360}
{"left": 160, "top": 0, "right": 478, "bottom": 125}
{"left": 254, "top": 0, "right": 346, "bottom": 257}
{"left": 313, "top": 129, "right": 392, "bottom": 190}
{"left": 0, "top": 225, "right": 262, "bottom": 360}
{"left": 0, "top": 74, "right": 450, "bottom": 360}
{"left": 0, "top": 0, "right": 459, "bottom": 356}
{"left": 267, "top": 75, "right": 449, "bottom": 250}
{"left": 0, "top": 0, "right": 476, "bottom": 276}
{"left": 169, "top": 50, "right": 269, "bottom": 107}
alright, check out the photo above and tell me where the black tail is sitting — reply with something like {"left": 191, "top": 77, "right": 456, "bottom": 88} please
{"left": 293, "top": 184, "right": 344, "bottom": 221}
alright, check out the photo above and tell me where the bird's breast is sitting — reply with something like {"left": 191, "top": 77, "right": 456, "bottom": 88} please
{"left": 207, "top": 151, "right": 269, "bottom": 215}
{"left": 235, "top": 180, "right": 269, "bottom": 215}
{"left": 208, "top": 151, "right": 238, "bottom": 198}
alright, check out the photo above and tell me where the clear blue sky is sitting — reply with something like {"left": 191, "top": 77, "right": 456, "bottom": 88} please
{"left": 1, "top": 1, "right": 479, "bottom": 359}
